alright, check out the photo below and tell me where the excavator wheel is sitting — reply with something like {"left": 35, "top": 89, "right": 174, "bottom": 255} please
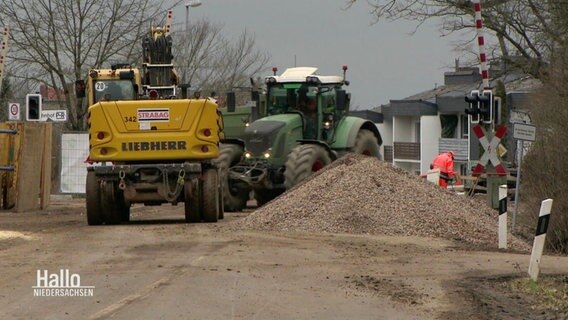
{"left": 214, "top": 144, "right": 249, "bottom": 212}
{"left": 86, "top": 171, "right": 104, "bottom": 225}
{"left": 349, "top": 129, "right": 381, "bottom": 158}
{"left": 283, "top": 144, "right": 332, "bottom": 190}
{"left": 116, "top": 189, "right": 131, "bottom": 222}
{"left": 184, "top": 179, "right": 201, "bottom": 223}
{"left": 201, "top": 168, "right": 219, "bottom": 223}
{"left": 100, "top": 180, "right": 124, "bottom": 225}
{"left": 217, "top": 178, "right": 224, "bottom": 220}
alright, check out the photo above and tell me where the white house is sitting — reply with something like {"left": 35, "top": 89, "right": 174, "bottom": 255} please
{"left": 373, "top": 64, "right": 540, "bottom": 176}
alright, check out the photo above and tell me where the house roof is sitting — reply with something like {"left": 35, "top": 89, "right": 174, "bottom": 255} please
{"left": 373, "top": 69, "right": 541, "bottom": 117}
{"left": 39, "top": 85, "right": 66, "bottom": 102}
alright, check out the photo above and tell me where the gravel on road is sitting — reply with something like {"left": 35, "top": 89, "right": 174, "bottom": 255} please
{"left": 231, "top": 154, "right": 530, "bottom": 251}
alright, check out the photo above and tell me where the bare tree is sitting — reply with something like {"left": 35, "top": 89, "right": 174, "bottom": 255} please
{"left": 0, "top": 74, "right": 13, "bottom": 121}
{"left": 174, "top": 20, "right": 270, "bottom": 100}
{"left": 213, "top": 29, "right": 271, "bottom": 93}
{"left": 347, "top": 0, "right": 566, "bottom": 77}
{"left": 522, "top": 46, "right": 568, "bottom": 253}
{"left": 0, "top": 0, "right": 175, "bottom": 130}
{"left": 173, "top": 20, "right": 225, "bottom": 91}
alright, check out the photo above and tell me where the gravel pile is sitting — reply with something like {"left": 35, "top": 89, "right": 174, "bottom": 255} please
{"left": 233, "top": 154, "right": 530, "bottom": 251}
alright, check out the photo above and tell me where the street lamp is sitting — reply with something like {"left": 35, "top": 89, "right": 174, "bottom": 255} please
{"left": 185, "top": 0, "right": 202, "bottom": 32}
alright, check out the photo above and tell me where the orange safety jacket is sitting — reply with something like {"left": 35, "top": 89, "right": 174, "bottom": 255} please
{"left": 431, "top": 152, "right": 454, "bottom": 180}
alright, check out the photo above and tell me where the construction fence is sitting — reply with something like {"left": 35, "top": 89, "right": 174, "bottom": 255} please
{"left": 0, "top": 122, "right": 52, "bottom": 211}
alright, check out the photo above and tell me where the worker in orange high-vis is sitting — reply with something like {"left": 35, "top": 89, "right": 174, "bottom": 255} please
{"left": 431, "top": 151, "right": 460, "bottom": 189}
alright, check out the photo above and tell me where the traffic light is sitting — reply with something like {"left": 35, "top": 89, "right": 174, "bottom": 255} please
{"left": 464, "top": 90, "right": 480, "bottom": 123}
{"left": 493, "top": 96, "right": 501, "bottom": 125}
{"left": 479, "top": 89, "right": 493, "bottom": 124}
{"left": 26, "top": 94, "right": 42, "bottom": 121}
{"left": 75, "top": 80, "right": 86, "bottom": 98}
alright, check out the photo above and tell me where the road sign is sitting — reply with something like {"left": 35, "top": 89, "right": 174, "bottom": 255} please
{"left": 509, "top": 110, "right": 531, "bottom": 124}
{"left": 472, "top": 124, "right": 507, "bottom": 176}
{"left": 8, "top": 102, "right": 20, "bottom": 121}
{"left": 40, "top": 109, "right": 67, "bottom": 122}
{"left": 513, "top": 123, "right": 536, "bottom": 142}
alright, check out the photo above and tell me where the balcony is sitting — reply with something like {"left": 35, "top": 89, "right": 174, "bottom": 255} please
{"left": 393, "top": 142, "right": 420, "bottom": 161}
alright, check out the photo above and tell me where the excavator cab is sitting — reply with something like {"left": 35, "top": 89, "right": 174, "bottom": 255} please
{"left": 93, "top": 80, "right": 135, "bottom": 102}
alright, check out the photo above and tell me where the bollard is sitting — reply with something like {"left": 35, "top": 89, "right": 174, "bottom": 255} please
{"left": 528, "top": 199, "right": 553, "bottom": 282}
{"left": 498, "top": 184, "right": 507, "bottom": 249}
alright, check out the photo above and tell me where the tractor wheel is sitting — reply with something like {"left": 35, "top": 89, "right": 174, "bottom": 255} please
{"left": 254, "top": 189, "right": 283, "bottom": 207}
{"left": 217, "top": 179, "right": 225, "bottom": 220}
{"left": 184, "top": 179, "right": 201, "bottom": 223}
{"left": 100, "top": 180, "right": 123, "bottom": 225}
{"left": 283, "top": 144, "right": 332, "bottom": 190}
{"left": 349, "top": 129, "right": 381, "bottom": 158}
{"left": 86, "top": 171, "right": 104, "bottom": 225}
{"left": 201, "top": 168, "right": 219, "bottom": 223}
{"left": 214, "top": 144, "right": 249, "bottom": 212}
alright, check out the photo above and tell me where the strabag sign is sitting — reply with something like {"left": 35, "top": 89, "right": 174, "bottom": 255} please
{"left": 137, "top": 108, "right": 170, "bottom": 122}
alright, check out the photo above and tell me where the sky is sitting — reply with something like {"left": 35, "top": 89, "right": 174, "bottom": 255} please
{"left": 167, "top": 0, "right": 467, "bottom": 110}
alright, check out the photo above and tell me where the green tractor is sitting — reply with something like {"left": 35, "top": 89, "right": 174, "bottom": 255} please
{"left": 217, "top": 66, "right": 382, "bottom": 210}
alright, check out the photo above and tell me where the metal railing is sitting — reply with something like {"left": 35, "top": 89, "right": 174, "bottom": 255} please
{"left": 393, "top": 142, "right": 420, "bottom": 160}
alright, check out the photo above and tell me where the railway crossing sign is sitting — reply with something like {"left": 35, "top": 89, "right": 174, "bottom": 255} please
{"left": 8, "top": 102, "right": 20, "bottom": 121}
{"left": 472, "top": 124, "right": 507, "bottom": 177}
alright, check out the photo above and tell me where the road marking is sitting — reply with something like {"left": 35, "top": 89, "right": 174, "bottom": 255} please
{"left": 88, "top": 255, "right": 205, "bottom": 320}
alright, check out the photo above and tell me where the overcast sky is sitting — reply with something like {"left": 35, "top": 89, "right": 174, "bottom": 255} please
{"left": 167, "top": 0, "right": 467, "bottom": 109}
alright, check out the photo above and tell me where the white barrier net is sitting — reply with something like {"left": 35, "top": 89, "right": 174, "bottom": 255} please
{"left": 60, "top": 133, "right": 89, "bottom": 193}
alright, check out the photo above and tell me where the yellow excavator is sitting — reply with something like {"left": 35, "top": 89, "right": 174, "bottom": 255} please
{"left": 82, "top": 11, "right": 224, "bottom": 225}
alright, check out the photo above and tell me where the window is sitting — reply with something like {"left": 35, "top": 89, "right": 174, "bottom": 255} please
{"left": 415, "top": 121, "right": 421, "bottom": 143}
{"left": 461, "top": 115, "right": 469, "bottom": 139}
{"left": 440, "top": 114, "right": 458, "bottom": 138}
{"left": 94, "top": 80, "right": 134, "bottom": 102}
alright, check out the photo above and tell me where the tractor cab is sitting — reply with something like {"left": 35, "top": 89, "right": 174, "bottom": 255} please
{"left": 264, "top": 67, "right": 349, "bottom": 141}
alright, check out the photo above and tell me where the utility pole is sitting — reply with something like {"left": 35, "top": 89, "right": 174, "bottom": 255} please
{"left": 0, "top": 26, "right": 9, "bottom": 96}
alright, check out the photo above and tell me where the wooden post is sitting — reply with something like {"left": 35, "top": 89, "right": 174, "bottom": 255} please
{"left": 5, "top": 122, "right": 22, "bottom": 209}
{"left": 15, "top": 122, "right": 43, "bottom": 212}
{"left": 40, "top": 123, "right": 52, "bottom": 209}
{"left": 0, "top": 122, "right": 8, "bottom": 208}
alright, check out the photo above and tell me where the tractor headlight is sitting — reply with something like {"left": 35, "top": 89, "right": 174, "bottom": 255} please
{"left": 323, "top": 113, "right": 334, "bottom": 130}
{"left": 263, "top": 149, "right": 272, "bottom": 159}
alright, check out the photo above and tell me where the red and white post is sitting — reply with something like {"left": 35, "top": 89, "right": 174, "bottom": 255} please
{"left": 473, "top": 0, "right": 490, "bottom": 90}
{"left": 528, "top": 199, "right": 554, "bottom": 282}
{"left": 498, "top": 185, "right": 507, "bottom": 249}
